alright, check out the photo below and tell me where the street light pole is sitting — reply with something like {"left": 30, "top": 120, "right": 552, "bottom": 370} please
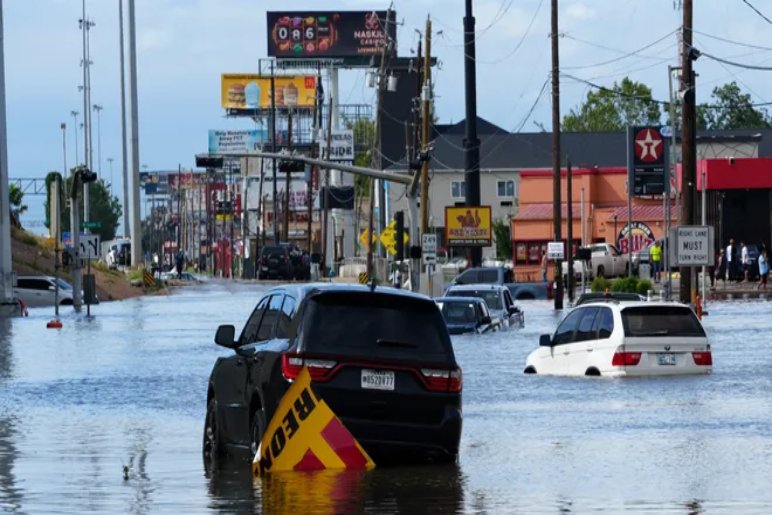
{"left": 93, "top": 104, "right": 103, "bottom": 181}
{"left": 71, "top": 111, "right": 79, "bottom": 164}
{"left": 107, "top": 157, "right": 114, "bottom": 195}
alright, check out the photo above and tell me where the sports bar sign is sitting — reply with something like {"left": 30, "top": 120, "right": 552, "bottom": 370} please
{"left": 266, "top": 11, "right": 396, "bottom": 60}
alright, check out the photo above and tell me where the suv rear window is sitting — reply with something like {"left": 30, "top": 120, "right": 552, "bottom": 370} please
{"left": 300, "top": 292, "right": 453, "bottom": 361}
{"left": 622, "top": 306, "right": 706, "bottom": 337}
{"left": 262, "top": 246, "right": 287, "bottom": 256}
{"left": 447, "top": 289, "right": 502, "bottom": 310}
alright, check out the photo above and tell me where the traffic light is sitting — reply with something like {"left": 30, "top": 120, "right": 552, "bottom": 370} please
{"left": 196, "top": 155, "right": 224, "bottom": 169}
{"left": 81, "top": 168, "right": 97, "bottom": 183}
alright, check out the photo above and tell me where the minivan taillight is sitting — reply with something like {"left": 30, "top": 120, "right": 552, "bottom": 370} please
{"left": 692, "top": 351, "right": 712, "bottom": 366}
{"left": 281, "top": 353, "right": 337, "bottom": 381}
{"left": 611, "top": 351, "right": 642, "bottom": 366}
{"left": 420, "top": 367, "right": 463, "bottom": 393}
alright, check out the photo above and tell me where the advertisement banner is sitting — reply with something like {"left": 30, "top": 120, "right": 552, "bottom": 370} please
{"left": 221, "top": 74, "right": 317, "bottom": 110}
{"left": 319, "top": 130, "right": 354, "bottom": 161}
{"left": 444, "top": 206, "right": 492, "bottom": 247}
{"left": 208, "top": 130, "right": 269, "bottom": 153}
{"left": 266, "top": 11, "right": 396, "bottom": 59}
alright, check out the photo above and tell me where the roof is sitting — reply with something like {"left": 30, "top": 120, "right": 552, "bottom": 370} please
{"left": 446, "top": 284, "right": 506, "bottom": 291}
{"left": 435, "top": 296, "right": 486, "bottom": 304}
{"left": 515, "top": 203, "right": 583, "bottom": 221}
{"left": 433, "top": 117, "right": 509, "bottom": 137}
{"left": 608, "top": 204, "right": 678, "bottom": 221}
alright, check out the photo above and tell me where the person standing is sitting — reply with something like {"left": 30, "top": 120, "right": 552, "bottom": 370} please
{"left": 714, "top": 248, "right": 725, "bottom": 286}
{"left": 741, "top": 242, "right": 750, "bottom": 282}
{"left": 726, "top": 238, "right": 735, "bottom": 281}
{"left": 758, "top": 246, "right": 768, "bottom": 290}
{"left": 650, "top": 240, "right": 662, "bottom": 283}
{"left": 540, "top": 250, "right": 548, "bottom": 283}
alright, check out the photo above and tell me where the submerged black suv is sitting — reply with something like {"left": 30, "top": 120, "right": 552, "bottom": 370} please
{"left": 203, "top": 284, "right": 462, "bottom": 472}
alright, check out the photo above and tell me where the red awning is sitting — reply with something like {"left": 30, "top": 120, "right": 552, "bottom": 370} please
{"left": 515, "top": 203, "right": 582, "bottom": 221}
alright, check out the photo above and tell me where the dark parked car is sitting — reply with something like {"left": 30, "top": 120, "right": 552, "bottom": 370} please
{"left": 203, "top": 284, "right": 462, "bottom": 472}
{"left": 435, "top": 296, "right": 500, "bottom": 335}
{"left": 257, "top": 243, "right": 309, "bottom": 280}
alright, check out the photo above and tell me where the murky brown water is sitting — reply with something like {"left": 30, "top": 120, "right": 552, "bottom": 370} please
{"left": 1, "top": 282, "right": 772, "bottom": 513}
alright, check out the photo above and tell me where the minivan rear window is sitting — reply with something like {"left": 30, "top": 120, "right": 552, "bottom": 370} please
{"left": 300, "top": 292, "right": 453, "bottom": 361}
{"left": 622, "top": 306, "right": 706, "bottom": 337}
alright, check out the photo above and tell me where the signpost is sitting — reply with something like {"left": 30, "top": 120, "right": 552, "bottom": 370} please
{"left": 422, "top": 233, "right": 437, "bottom": 296}
{"left": 547, "top": 241, "right": 564, "bottom": 260}
{"left": 669, "top": 225, "right": 714, "bottom": 267}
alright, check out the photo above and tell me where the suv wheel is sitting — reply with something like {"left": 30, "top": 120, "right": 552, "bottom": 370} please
{"left": 202, "top": 399, "right": 222, "bottom": 475}
{"left": 250, "top": 408, "right": 267, "bottom": 460}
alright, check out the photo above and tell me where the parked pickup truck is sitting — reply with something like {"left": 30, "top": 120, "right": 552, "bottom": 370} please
{"left": 446, "top": 266, "right": 552, "bottom": 300}
{"left": 561, "top": 243, "right": 631, "bottom": 282}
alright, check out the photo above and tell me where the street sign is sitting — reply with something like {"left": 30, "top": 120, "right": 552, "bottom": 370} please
{"left": 379, "top": 220, "right": 409, "bottom": 255}
{"left": 422, "top": 234, "right": 437, "bottom": 266}
{"left": 80, "top": 221, "right": 101, "bottom": 230}
{"left": 669, "top": 225, "right": 714, "bottom": 266}
{"left": 79, "top": 234, "right": 101, "bottom": 260}
{"left": 547, "top": 241, "right": 564, "bottom": 260}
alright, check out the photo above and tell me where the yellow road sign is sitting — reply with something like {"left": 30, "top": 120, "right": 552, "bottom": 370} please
{"left": 253, "top": 367, "right": 375, "bottom": 476}
{"left": 358, "top": 229, "right": 376, "bottom": 250}
{"left": 378, "top": 220, "right": 409, "bottom": 255}
{"left": 358, "top": 272, "right": 368, "bottom": 284}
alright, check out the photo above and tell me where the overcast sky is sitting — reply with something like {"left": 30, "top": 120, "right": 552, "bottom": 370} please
{"left": 5, "top": 0, "right": 772, "bottom": 231}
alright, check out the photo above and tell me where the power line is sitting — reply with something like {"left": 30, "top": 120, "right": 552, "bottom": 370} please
{"left": 741, "top": 0, "right": 772, "bottom": 25}
{"left": 693, "top": 29, "right": 772, "bottom": 51}
{"left": 562, "top": 29, "right": 678, "bottom": 70}
{"left": 697, "top": 48, "right": 772, "bottom": 71}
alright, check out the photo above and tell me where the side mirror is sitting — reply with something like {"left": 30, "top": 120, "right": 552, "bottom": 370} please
{"left": 539, "top": 334, "right": 553, "bottom": 347}
{"left": 214, "top": 324, "right": 236, "bottom": 348}
{"left": 481, "top": 315, "right": 492, "bottom": 324}
{"left": 508, "top": 306, "right": 521, "bottom": 315}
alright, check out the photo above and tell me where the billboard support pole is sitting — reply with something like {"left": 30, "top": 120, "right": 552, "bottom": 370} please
{"left": 270, "top": 60, "right": 279, "bottom": 246}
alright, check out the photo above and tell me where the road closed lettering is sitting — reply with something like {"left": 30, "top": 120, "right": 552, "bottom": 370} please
{"left": 253, "top": 367, "right": 375, "bottom": 477}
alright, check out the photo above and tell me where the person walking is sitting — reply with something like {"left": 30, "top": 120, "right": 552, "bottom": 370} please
{"left": 741, "top": 242, "right": 750, "bottom": 282}
{"left": 650, "top": 240, "right": 662, "bottom": 283}
{"left": 758, "top": 246, "right": 768, "bottom": 290}
{"left": 726, "top": 238, "right": 735, "bottom": 281}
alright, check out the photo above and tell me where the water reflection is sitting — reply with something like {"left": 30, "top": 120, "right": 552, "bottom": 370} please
{"left": 123, "top": 423, "right": 154, "bottom": 515}
{"left": 0, "top": 416, "right": 23, "bottom": 512}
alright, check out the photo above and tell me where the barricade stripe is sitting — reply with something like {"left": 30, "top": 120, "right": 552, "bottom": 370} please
{"left": 293, "top": 448, "right": 326, "bottom": 471}
{"left": 320, "top": 417, "right": 370, "bottom": 469}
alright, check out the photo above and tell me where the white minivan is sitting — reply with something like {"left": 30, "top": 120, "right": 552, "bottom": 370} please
{"left": 524, "top": 301, "right": 712, "bottom": 377}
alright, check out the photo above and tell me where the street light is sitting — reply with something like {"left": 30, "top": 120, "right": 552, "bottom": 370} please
{"left": 93, "top": 104, "right": 103, "bottom": 181}
{"left": 70, "top": 111, "right": 79, "bottom": 165}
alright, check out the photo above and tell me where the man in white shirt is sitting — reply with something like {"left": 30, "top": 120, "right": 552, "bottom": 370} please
{"left": 726, "top": 238, "right": 735, "bottom": 281}
{"left": 741, "top": 242, "right": 750, "bottom": 282}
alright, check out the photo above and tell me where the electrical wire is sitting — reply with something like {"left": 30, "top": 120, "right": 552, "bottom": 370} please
{"left": 693, "top": 29, "right": 772, "bottom": 51}
{"left": 693, "top": 35, "right": 768, "bottom": 103}
{"left": 697, "top": 48, "right": 772, "bottom": 71}
{"left": 741, "top": 0, "right": 772, "bottom": 25}
{"left": 562, "top": 29, "right": 678, "bottom": 70}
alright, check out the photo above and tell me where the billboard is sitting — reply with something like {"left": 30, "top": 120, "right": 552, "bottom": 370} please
{"left": 444, "top": 206, "right": 492, "bottom": 247}
{"left": 266, "top": 11, "right": 396, "bottom": 60}
{"left": 208, "top": 130, "right": 269, "bottom": 153}
{"left": 627, "top": 125, "right": 669, "bottom": 196}
{"left": 221, "top": 74, "right": 317, "bottom": 110}
{"left": 319, "top": 130, "right": 354, "bottom": 161}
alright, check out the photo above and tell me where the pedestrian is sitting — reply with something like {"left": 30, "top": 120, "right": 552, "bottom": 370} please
{"left": 650, "top": 240, "right": 662, "bottom": 283}
{"left": 540, "top": 250, "right": 548, "bottom": 283}
{"left": 715, "top": 248, "right": 725, "bottom": 286}
{"left": 758, "top": 246, "right": 768, "bottom": 290}
{"left": 741, "top": 241, "right": 750, "bottom": 282}
{"left": 726, "top": 238, "right": 735, "bottom": 281}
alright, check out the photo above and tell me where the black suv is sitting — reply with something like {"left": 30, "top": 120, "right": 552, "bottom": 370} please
{"left": 257, "top": 243, "right": 309, "bottom": 280}
{"left": 203, "top": 284, "right": 462, "bottom": 472}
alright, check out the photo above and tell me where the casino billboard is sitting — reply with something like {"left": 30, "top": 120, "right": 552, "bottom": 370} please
{"left": 267, "top": 11, "right": 396, "bottom": 62}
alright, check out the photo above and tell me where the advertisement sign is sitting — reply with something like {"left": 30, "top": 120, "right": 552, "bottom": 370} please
{"left": 616, "top": 221, "right": 655, "bottom": 254}
{"left": 267, "top": 11, "right": 396, "bottom": 60}
{"left": 319, "top": 130, "right": 354, "bottom": 162}
{"left": 627, "top": 125, "right": 669, "bottom": 196}
{"left": 208, "top": 130, "right": 269, "bottom": 153}
{"left": 444, "top": 206, "right": 492, "bottom": 247}
{"left": 221, "top": 74, "right": 317, "bottom": 110}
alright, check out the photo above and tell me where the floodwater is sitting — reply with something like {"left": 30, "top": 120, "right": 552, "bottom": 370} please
{"left": 1, "top": 282, "right": 772, "bottom": 514}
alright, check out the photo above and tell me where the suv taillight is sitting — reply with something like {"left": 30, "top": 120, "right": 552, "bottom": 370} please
{"left": 282, "top": 353, "right": 337, "bottom": 381}
{"left": 420, "top": 367, "right": 463, "bottom": 393}
{"left": 692, "top": 351, "right": 712, "bottom": 366}
{"left": 611, "top": 351, "right": 642, "bottom": 366}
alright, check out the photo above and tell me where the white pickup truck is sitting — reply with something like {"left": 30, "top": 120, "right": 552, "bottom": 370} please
{"left": 562, "top": 242, "right": 631, "bottom": 281}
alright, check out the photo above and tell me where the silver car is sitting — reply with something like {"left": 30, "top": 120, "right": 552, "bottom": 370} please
{"left": 13, "top": 275, "right": 74, "bottom": 307}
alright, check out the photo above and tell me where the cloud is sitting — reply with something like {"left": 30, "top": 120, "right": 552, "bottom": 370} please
{"left": 565, "top": 2, "right": 596, "bottom": 21}
{"left": 138, "top": 28, "right": 172, "bottom": 53}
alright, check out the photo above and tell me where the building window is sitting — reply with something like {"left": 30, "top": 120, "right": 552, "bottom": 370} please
{"left": 497, "top": 180, "right": 515, "bottom": 198}
{"left": 451, "top": 181, "right": 466, "bottom": 199}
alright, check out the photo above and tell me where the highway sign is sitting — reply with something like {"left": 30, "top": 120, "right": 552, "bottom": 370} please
{"left": 80, "top": 221, "right": 101, "bottom": 229}
{"left": 547, "top": 241, "right": 564, "bottom": 260}
{"left": 79, "top": 234, "right": 101, "bottom": 260}
{"left": 669, "top": 225, "right": 714, "bottom": 266}
{"left": 422, "top": 234, "right": 437, "bottom": 265}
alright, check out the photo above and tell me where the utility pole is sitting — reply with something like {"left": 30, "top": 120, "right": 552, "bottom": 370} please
{"left": 680, "top": 0, "right": 696, "bottom": 304}
{"left": 119, "top": 0, "right": 130, "bottom": 238}
{"left": 284, "top": 109, "right": 292, "bottom": 242}
{"left": 323, "top": 96, "right": 333, "bottom": 276}
{"left": 308, "top": 67, "right": 322, "bottom": 257}
{"left": 566, "top": 159, "right": 573, "bottom": 303}
{"left": 550, "top": 0, "right": 564, "bottom": 310}
{"left": 0, "top": 0, "right": 14, "bottom": 309}
{"left": 420, "top": 16, "right": 432, "bottom": 235}
{"left": 463, "top": 0, "right": 482, "bottom": 268}
{"left": 79, "top": 0, "right": 94, "bottom": 228}
{"left": 270, "top": 61, "right": 278, "bottom": 246}
{"left": 128, "top": 0, "right": 143, "bottom": 268}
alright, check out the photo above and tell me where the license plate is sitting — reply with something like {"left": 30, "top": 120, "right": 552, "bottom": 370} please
{"left": 361, "top": 369, "right": 395, "bottom": 391}
{"left": 657, "top": 353, "right": 676, "bottom": 366}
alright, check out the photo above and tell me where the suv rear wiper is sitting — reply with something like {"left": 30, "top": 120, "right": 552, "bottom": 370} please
{"left": 634, "top": 330, "right": 669, "bottom": 336}
{"left": 376, "top": 339, "right": 418, "bottom": 349}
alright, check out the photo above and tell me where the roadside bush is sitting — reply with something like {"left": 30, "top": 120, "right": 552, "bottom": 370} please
{"left": 636, "top": 279, "right": 653, "bottom": 295}
{"left": 609, "top": 276, "right": 653, "bottom": 295}
{"left": 590, "top": 276, "right": 611, "bottom": 292}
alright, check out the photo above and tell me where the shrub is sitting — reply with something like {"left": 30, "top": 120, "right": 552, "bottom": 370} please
{"left": 636, "top": 279, "right": 653, "bottom": 295}
{"left": 590, "top": 276, "right": 611, "bottom": 292}
{"left": 608, "top": 276, "right": 653, "bottom": 294}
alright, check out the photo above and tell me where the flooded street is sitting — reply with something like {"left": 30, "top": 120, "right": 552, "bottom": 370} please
{"left": 2, "top": 282, "right": 772, "bottom": 513}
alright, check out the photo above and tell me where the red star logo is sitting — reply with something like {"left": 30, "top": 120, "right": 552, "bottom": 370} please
{"left": 634, "top": 128, "right": 664, "bottom": 163}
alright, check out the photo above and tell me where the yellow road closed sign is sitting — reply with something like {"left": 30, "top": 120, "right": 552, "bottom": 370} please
{"left": 253, "top": 367, "right": 375, "bottom": 477}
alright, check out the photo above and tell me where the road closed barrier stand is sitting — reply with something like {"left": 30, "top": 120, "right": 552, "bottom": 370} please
{"left": 253, "top": 367, "right": 375, "bottom": 477}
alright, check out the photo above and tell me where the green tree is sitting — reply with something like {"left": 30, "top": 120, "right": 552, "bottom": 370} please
{"left": 563, "top": 77, "right": 662, "bottom": 132}
{"left": 9, "top": 183, "right": 27, "bottom": 215}
{"left": 697, "top": 81, "right": 771, "bottom": 130}
{"left": 47, "top": 178, "right": 122, "bottom": 241}
{"left": 492, "top": 218, "right": 512, "bottom": 259}
{"left": 347, "top": 118, "right": 375, "bottom": 197}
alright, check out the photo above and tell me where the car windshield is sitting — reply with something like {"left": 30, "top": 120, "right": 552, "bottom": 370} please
{"left": 56, "top": 279, "right": 73, "bottom": 290}
{"left": 301, "top": 292, "right": 453, "bottom": 361}
{"left": 622, "top": 306, "right": 706, "bottom": 337}
{"left": 448, "top": 289, "right": 502, "bottom": 310}
{"left": 439, "top": 301, "right": 479, "bottom": 324}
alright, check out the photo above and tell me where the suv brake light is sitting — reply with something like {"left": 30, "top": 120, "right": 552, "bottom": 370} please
{"left": 282, "top": 353, "right": 337, "bottom": 381}
{"left": 611, "top": 351, "right": 642, "bottom": 366}
{"left": 420, "top": 367, "right": 463, "bottom": 393}
{"left": 692, "top": 351, "right": 712, "bottom": 366}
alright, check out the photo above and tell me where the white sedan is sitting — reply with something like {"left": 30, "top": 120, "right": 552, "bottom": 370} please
{"left": 524, "top": 301, "right": 712, "bottom": 377}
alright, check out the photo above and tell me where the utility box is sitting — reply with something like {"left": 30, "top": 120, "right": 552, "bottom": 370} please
{"left": 639, "top": 263, "right": 651, "bottom": 281}
{"left": 83, "top": 274, "right": 98, "bottom": 304}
